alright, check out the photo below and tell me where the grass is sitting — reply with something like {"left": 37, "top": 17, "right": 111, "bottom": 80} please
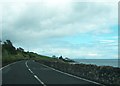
{"left": 2, "top": 52, "right": 29, "bottom": 66}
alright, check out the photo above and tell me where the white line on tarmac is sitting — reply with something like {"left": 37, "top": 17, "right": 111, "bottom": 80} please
{"left": 34, "top": 75, "right": 46, "bottom": 86}
{"left": 0, "top": 60, "right": 23, "bottom": 70}
{"left": 25, "top": 61, "right": 46, "bottom": 86}
{"left": 41, "top": 64, "right": 105, "bottom": 86}
{"left": 25, "top": 61, "right": 29, "bottom": 68}
{"left": 28, "top": 69, "right": 34, "bottom": 74}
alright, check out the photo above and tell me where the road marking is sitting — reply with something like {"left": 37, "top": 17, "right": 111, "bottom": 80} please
{"left": 25, "top": 61, "right": 29, "bottom": 68}
{"left": 0, "top": 60, "right": 23, "bottom": 70}
{"left": 28, "top": 69, "right": 34, "bottom": 74}
{"left": 25, "top": 61, "right": 46, "bottom": 86}
{"left": 34, "top": 75, "right": 46, "bottom": 86}
{"left": 40, "top": 64, "right": 105, "bottom": 86}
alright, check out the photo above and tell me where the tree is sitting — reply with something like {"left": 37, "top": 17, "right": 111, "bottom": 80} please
{"left": 59, "top": 56, "right": 63, "bottom": 60}
{"left": 0, "top": 40, "right": 2, "bottom": 44}
{"left": 2, "top": 40, "right": 17, "bottom": 55}
{"left": 6, "top": 40, "right": 12, "bottom": 46}
{"left": 52, "top": 55, "right": 58, "bottom": 58}
{"left": 17, "top": 47, "right": 24, "bottom": 52}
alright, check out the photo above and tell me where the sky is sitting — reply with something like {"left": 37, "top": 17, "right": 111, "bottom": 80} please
{"left": 1, "top": 0, "right": 118, "bottom": 59}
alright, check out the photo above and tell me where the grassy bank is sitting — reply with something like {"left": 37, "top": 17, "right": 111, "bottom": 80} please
{"left": 2, "top": 54, "right": 29, "bottom": 67}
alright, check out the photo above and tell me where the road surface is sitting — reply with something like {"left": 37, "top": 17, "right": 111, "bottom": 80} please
{"left": 1, "top": 60, "right": 102, "bottom": 86}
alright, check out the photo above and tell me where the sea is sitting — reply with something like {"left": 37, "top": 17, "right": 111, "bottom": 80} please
{"left": 73, "top": 59, "right": 120, "bottom": 68}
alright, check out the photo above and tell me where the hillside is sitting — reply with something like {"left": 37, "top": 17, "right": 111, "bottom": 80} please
{"left": 1, "top": 40, "right": 120, "bottom": 85}
{"left": 2, "top": 40, "right": 72, "bottom": 66}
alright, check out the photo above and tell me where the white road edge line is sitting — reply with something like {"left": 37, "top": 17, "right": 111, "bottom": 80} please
{"left": 25, "top": 61, "right": 46, "bottom": 86}
{"left": 40, "top": 63, "right": 105, "bottom": 86}
{"left": 0, "top": 60, "right": 23, "bottom": 70}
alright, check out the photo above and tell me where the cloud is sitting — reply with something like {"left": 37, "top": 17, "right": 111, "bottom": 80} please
{"left": 3, "top": 3, "right": 117, "bottom": 41}
{"left": 1, "top": 0, "right": 119, "bottom": 3}
{"left": 36, "top": 45, "right": 117, "bottom": 59}
{"left": 2, "top": 1, "right": 118, "bottom": 59}
{"left": 99, "top": 39, "right": 116, "bottom": 43}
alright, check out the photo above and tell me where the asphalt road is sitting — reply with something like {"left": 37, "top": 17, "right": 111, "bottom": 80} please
{"left": 1, "top": 60, "right": 102, "bottom": 86}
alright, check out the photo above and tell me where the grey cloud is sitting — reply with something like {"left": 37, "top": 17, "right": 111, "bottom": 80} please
{"left": 2, "top": 2, "right": 118, "bottom": 59}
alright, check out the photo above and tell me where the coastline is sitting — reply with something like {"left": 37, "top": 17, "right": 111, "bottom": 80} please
{"left": 73, "top": 59, "right": 119, "bottom": 68}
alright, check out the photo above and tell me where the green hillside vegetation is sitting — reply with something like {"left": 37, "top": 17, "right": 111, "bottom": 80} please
{"left": 2, "top": 40, "right": 72, "bottom": 66}
{"left": 2, "top": 40, "right": 28, "bottom": 66}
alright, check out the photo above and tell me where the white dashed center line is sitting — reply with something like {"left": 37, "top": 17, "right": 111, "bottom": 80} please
{"left": 25, "top": 61, "right": 46, "bottom": 86}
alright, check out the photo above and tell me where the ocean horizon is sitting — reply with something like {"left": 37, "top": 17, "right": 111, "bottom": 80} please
{"left": 73, "top": 59, "right": 120, "bottom": 68}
